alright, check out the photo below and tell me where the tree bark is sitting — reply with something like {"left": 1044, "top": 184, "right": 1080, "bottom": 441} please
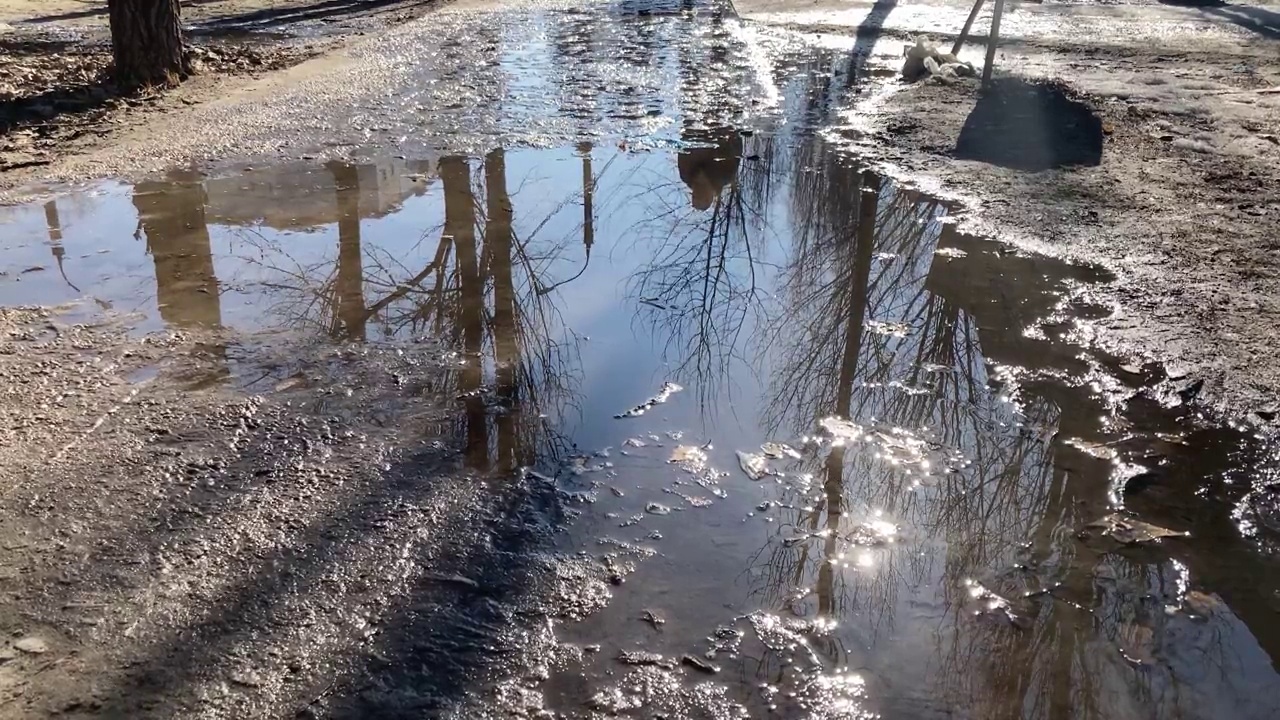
{"left": 107, "top": 0, "right": 188, "bottom": 89}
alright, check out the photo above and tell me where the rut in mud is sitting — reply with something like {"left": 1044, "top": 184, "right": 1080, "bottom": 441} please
{"left": 2, "top": 1, "right": 1280, "bottom": 718}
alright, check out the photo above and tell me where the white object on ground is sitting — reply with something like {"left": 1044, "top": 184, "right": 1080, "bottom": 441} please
{"left": 902, "top": 37, "right": 977, "bottom": 83}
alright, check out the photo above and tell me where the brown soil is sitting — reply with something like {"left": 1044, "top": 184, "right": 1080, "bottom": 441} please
{"left": 0, "top": 0, "right": 439, "bottom": 173}
{"left": 856, "top": 37, "right": 1280, "bottom": 418}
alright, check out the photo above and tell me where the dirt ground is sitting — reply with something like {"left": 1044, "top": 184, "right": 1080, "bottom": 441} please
{"left": 735, "top": 0, "right": 1280, "bottom": 420}
{"left": 907, "top": 42, "right": 1279, "bottom": 421}
{"left": 0, "top": 0, "right": 440, "bottom": 172}
{"left": 3, "top": 1, "right": 1280, "bottom": 716}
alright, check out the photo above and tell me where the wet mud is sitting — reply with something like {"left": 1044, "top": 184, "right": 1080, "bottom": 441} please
{"left": 2, "top": 1, "right": 1280, "bottom": 718}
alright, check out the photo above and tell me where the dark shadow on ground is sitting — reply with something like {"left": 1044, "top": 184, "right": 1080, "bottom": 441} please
{"left": 19, "top": 3, "right": 109, "bottom": 24}
{"left": 1157, "top": 0, "right": 1280, "bottom": 39}
{"left": 85, "top": 430, "right": 568, "bottom": 718}
{"left": 849, "top": 0, "right": 897, "bottom": 81}
{"left": 18, "top": 0, "right": 322, "bottom": 25}
{"left": 0, "top": 77, "right": 121, "bottom": 137}
{"left": 323, "top": 466, "right": 570, "bottom": 718}
{"left": 1202, "top": 4, "right": 1280, "bottom": 40}
{"left": 954, "top": 77, "right": 1103, "bottom": 172}
{"left": 189, "top": 0, "right": 411, "bottom": 34}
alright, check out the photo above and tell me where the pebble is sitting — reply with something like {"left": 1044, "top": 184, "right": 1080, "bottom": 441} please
{"left": 15, "top": 636, "right": 49, "bottom": 654}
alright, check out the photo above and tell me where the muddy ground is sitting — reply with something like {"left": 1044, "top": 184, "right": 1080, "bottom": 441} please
{"left": 3, "top": 0, "right": 1280, "bottom": 718}
{"left": 761, "top": 1, "right": 1280, "bottom": 420}
{"left": 0, "top": 0, "right": 440, "bottom": 172}
{"left": 723, "top": 0, "right": 1280, "bottom": 419}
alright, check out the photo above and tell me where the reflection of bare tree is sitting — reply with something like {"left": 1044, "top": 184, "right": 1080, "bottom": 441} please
{"left": 42, "top": 199, "right": 81, "bottom": 293}
{"left": 734, "top": 129, "right": 1264, "bottom": 716}
{"left": 133, "top": 170, "right": 228, "bottom": 385}
{"left": 732, "top": 112, "right": 1100, "bottom": 708}
{"left": 617, "top": 6, "right": 782, "bottom": 415}
{"left": 134, "top": 171, "right": 224, "bottom": 330}
{"left": 442, "top": 156, "right": 490, "bottom": 470}
{"left": 624, "top": 139, "right": 776, "bottom": 415}
{"left": 231, "top": 155, "right": 589, "bottom": 471}
{"left": 331, "top": 163, "right": 368, "bottom": 342}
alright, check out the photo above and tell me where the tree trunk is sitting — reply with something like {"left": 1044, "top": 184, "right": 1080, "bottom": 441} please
{"left": 107, "top": 0, "right": 187, "bottom": 89}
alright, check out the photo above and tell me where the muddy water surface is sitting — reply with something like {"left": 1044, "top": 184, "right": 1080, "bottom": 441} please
{"left": 4, "top": 2, "right": 1280, "bottom": 718}
{"left": 5, "top": 136, "right": 1280, "bottom": 718}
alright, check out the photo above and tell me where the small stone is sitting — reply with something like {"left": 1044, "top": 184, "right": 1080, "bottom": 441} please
{"left": 230, "top": 671, "right": 263, "bottom": 688}
{"left": 15, "top": 636, "right": 48, "bottom": 654}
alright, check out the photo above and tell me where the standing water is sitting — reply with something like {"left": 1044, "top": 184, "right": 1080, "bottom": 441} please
{"left": 2, "top": 2, "right": 1280, "bottom": 718}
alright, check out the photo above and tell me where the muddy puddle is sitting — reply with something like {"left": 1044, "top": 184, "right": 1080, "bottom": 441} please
{"left": 5, "top": 135, "right": 1280, "bottom": 717}
{"left": 4, "top": 2, "right": 1280, "bottom": 717}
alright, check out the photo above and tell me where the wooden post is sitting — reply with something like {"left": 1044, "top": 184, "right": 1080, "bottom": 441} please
{"left": 982, "top": 0, "right": 1006, "bottom": 85}
{"left": 951, "top": 0, "right": 987, "bottom": 56}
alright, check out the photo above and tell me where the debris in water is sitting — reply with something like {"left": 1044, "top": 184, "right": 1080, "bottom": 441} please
{"left": 1183, "top": 590, "right": 1223, "bottom": 617}
{"left": 617, "top": 650, "right": 675, "bottom": 669}
{"left": 645, "top": 502, "right": 672, "bottom": 515}
{"left": 614, "top": 381, "right": 683, "bottom": 418}
{"left": 1116, "top": 622, "right": 1156, "bottom": 664}
{"left": 620, "top": 513, "right": 645, "bottom": 527}
{"left": 867, "top": 320, "right": 910, "bottom": 338}
{"left": 681, "top": 654, "right": 720, "bottom": 674}
{"left": 782, "top": 533, "right": 809, "bottom": 547}
{"left": 760, "top": 442, "right": 801, "bottom": 460}
{"left": 624, "top": 437, "right": 647, "bottom": 448}
{"left": 934, "top": 246, "right": 968, "bottom": 258}
{"left": 642, "top": 609, "right": 666, "bottom": 628}
{"left": 846, "top": 518, "right": 899, "bottom": 546}
{"left": 736, "top": 451, "right": 769, "bottom": 481}
{"left": 610, "top": 487, "right": 625, "bottom": 498}
{"left": 1088, "top": 514, "right": 1188, "bottom": 544}
{"left": 820, "top": 417, "right": 868, "bottom": 442}
{"left": 1065, "top": 437, "right": 1119, "bottom": 460}
{"left": 964, "top": 579, "right": 1029, "bottom": 629}
{"left": 670, "top": 444, "right": 709, "bottom": 470}
{"left": 272, "top": 374, "right": 308, "bottom": 392}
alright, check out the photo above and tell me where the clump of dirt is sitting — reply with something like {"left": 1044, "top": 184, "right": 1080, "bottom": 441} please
{"left": 954, "top": 76, "right": 1104, "bottom": 172}
{"left": 0, "top": 39, "right": 319, "bottom": 171}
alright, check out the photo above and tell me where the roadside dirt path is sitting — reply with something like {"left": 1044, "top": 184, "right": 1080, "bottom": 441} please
{"left": 0, "top": 0, "right": 441, "bottom": 173}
